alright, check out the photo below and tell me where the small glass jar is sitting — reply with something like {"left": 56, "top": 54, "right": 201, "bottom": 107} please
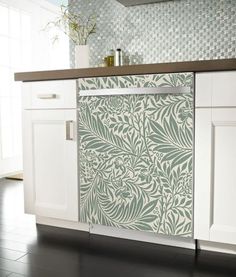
{"left": 106, "top": 49, "right": 115, "bottom": 67}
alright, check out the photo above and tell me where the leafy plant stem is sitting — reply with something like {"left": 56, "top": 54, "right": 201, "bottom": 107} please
{"left": 143, "top": 112, "right": 153, "bottom": 163}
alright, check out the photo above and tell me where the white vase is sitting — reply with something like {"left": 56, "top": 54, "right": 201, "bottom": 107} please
{"left": 75, "top": 45, "right": 90, "bottom": 68}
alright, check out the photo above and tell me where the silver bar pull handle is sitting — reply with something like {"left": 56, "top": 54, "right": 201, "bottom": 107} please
{"left": 66, "top": 121, "right": 75, "bottom": 141}
{"left": 37, "top": 94, "right": 57, "bottom": 99}
{"left": 79, "top": 86, "right": 191, "bottom": 97}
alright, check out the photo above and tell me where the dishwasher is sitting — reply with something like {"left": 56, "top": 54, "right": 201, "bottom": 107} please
{"left": 78, "top": 72, "right": 194, "bottom": 238}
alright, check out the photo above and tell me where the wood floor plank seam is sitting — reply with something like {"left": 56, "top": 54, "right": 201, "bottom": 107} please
{"left": 15, "top": 254, "right": 28, "bottom": 262}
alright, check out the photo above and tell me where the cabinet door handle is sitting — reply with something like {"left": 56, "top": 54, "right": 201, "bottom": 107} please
{"left": 37, "top": 94, "right": 57, "bottom": 99}
{"left": 66, "top": 121, "right": 75, "bottom": 140}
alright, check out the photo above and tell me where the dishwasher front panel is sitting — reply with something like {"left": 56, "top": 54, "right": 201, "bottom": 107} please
{"left": 78, "top": 73, "right": 194, "bottom": 238}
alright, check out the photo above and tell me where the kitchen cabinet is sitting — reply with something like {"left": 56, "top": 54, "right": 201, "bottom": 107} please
{"left": 195, "top": 71, "right": 236, "bottom": 245}
{"left": 15, "top": 60, "right": 236, "bottom": 252}
{"left": 78, "top": 73, "right": 194, "bottom": 237}
{"left": 22, "top": 80, "right": 78, "bottom": 221}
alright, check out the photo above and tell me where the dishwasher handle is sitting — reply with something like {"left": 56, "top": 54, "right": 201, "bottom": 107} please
{"left": 79, "top": 86, "right": 191, "bottom": 97}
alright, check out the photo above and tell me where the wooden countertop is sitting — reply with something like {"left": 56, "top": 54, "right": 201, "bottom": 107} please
{"left": 15, "top": 59, "right": 236, "bottom": 82}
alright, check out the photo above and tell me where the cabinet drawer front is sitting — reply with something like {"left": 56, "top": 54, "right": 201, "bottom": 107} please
{"left": 196, "top": 71, "right": 236, "bottom": 107}
{"left": 22, "top": 80, "right": 76, "bottom": 109}
{"left": 78, "top": 73, "right": 194, "bottom": 238}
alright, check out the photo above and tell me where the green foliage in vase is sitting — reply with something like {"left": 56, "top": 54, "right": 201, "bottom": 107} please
{"left": 45, "top": 4, "right": 96, "bottom": 45}
{"left": 78, "top": 73, "right": 193, "bottom": 238}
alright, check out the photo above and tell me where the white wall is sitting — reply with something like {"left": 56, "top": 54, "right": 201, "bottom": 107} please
{"left": 0, "top": 0, "right": 70, "bottom": 177}
{"left": 31, "top": 0, "right": 70, "bottom": 70}
{"left": 46, "top": 0, "right": 68, "bottom": 6}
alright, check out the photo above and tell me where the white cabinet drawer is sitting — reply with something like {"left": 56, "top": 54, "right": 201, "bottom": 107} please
{"left": 22, "top": 80, "right": 77, "bottom": 109}
{"left": 196, "top": 71, "right": 236, "bottom": 107}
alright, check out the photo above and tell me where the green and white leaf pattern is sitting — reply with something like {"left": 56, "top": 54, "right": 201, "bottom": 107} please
{"left": 78, "top": 73, "right": 193, "bottom": 237}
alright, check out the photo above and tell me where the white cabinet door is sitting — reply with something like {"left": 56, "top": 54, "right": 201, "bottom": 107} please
{"left": 195, "top": 108, "right": 236, "bottom": 245}
{"left": 23, "top": 109, "right": 78, "bottom": 221}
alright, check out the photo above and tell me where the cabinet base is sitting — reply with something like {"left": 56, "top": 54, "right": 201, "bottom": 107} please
{"left": 36, "top": 216, "right": 195, "bottom": 250}
{"left": 90, "top": 224, "right": 195, "bottom": 250}
{"left": 36, "top": 216, "right": 89, "bottom": 232}
{"left": 198, "top": 240, "right": 236, "bottom": 255}
{"left": 36, "top": 217, "right": 236, "bottom": 254}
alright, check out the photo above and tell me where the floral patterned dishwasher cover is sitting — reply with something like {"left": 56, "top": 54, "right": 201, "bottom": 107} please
{"left": 78, "top": 73, "right": 194, "bottom": 238}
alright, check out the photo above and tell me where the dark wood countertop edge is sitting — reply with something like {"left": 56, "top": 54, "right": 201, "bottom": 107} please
{"left": 15, "top": 59, "right": 236, "bottom": 82}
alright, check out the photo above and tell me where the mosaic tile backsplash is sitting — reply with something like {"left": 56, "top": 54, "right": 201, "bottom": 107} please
{"left": 69, "top": 0, "right": 236, "bottom": 67}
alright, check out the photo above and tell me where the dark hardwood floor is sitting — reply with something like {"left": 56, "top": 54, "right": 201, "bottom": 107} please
{"left": 0, "top": 178, "right": 236, "bottom": 277}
